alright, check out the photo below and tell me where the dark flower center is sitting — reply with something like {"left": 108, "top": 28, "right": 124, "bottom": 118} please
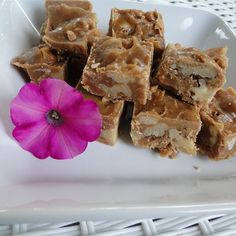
{"left": 46, "top": 110, "right": 63, "bottom": 126}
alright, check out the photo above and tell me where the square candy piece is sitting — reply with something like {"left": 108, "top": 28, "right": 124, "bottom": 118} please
{"left": 154, "top": 44, "right": 227, "bottom": 106}
{"left": 11, "top": 45, "right": 67, "bottom": 83}
{"left": 82, "top": 36, "right": 154, "bottom": 105}
{"left": 197, "top": 87, "right": 236, "bottom": 160}
{"left": 131, "top": 86, "right": 202, "bottom": 157}
{"left": 110, "top": 8, "right": 165, "bottom": 53}
{"left": 41, "top": 0, "right": 93, "bottom": 37}
{"left": 43, "top": 4, "right": 101, "bottom": 56}
{"left": 77, "top": 84, "right": 124, "bottom": 145}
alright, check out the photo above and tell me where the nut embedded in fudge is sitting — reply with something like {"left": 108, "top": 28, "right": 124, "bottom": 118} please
{"left": 153, "top": 44, "right": 228, "bottom": 106}
{"left": 109, "top": 8, "right": 165, "bottom": 54}
{"left": 130, "top": 86, "right": 202, "bottom": 157}
{"left": 197, "top": 87, "right": 236, "bottom": 160}
{"left": 81, "top": 36, "right": 154, "bottom": 105}
{"left": 77, "top": 83, "right": 124, "bottom": 146}
{"left": 43, "top": 3, "right": 101, "bottom": 56}
{"left": 11, "top": 45, "right": 68, "bottom": 83}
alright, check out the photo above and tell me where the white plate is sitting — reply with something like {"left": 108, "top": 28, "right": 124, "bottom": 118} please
{"left": 0, "top": 0, "right": 236, "bottom": 223}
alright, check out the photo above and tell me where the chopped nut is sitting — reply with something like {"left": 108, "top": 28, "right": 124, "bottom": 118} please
{"left": 66, "top": 30, "right": 77, "bottom": 41}
{"left": 91, "top": 62, "right": 100, "bottom": 69}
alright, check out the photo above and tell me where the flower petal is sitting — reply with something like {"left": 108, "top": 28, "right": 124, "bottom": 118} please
{"left": 13, "top": 118, "right": 51, "bottom": 159}
{"left": 10, "top": 79, "right": 97, "bottom": 160}
{"left": 40, "top": 79, "right": 102, "bottom": 142}
{"left": 40, "top": 78, "right": 83, "bottom": 110}
{"left": 49, "top": 125, "right": 88, "bottom": 159}
{"left": 10, "top": 83, "right": 49, "bottom": 126}
{"left": 13, "top": 118, "right": 87, "bottom": 160}
{"left": 65, "top": 100, "right": 102, "bottom": 142}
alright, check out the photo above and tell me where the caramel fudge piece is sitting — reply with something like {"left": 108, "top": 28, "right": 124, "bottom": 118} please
{"left": 82, "top": 36, "right": 154, "bottom": 105}
{"left": 197, "top": 87, "right": 236, "bottom": 160}
{"left": 43, "top": 4, "right": 101, "bottom": 56}
{"left": 41, "top": 0, "right": 92, "bottom": 37}
{"left": 154, "top": 44, "right": 227, "bottom": 105}
{"left": 77, "top": 84, "right": 124, "bottom": 145}
{"left": 110, "top": 8, "right": 165, "bottom": 54}
{"left": 45, "top": 0, "right": 92, "bottom": 12}
{"left": 131, "top": 86, "right": 202, "bottom": 157}
{"left": 11, "top": 45, "right": 67, "bottom": 83}
{"left": 110, "top": 8, "right": 165, "bottom": 86}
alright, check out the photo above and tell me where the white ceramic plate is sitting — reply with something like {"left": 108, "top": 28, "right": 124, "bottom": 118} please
{"left": 0, "top": 0, "right": 236, "bottom": 223}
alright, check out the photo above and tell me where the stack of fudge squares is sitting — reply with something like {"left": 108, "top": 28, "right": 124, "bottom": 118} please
{"left": 12, "top": 0, "right": 236, "bottom": 160}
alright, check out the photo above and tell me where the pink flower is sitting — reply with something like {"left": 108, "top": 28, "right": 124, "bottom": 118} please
{"left": 10, "top": 78, "right": 102, "bottom": 160}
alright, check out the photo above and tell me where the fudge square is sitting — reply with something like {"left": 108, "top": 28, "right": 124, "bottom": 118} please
{"left": 11, "top": 45, "right": 67, "bottom": 83}
{"left": 76, "top": 84, "right": 124, "bottom": 145}
{"left": 131, "top": 86, "right": 202, "bottom": 157}
{"left": 109, "top": 8, "right": 165, "bottom": 54}
{"left": 153, "top": 44, "right": 228, "bottom": 106}
{"left": 41, "top": 0, "right": 92, "bottom": 37}
{"left": 81, "top": 36, "right": 154, "bottom": 105}
{"left": 197, "top": 87, "right": 236, "bottom": 160}
{"left": 43, "top": 3, "right": 100, "bottom": 56}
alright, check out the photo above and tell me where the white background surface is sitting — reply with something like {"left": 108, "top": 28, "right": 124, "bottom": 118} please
{"left": 0, "top": 0, "right": 236, "bottom": 223}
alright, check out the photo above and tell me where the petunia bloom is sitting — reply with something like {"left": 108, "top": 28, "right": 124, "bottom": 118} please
{"left": 10, "top": 78, "right": 102, "bottom": 160}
